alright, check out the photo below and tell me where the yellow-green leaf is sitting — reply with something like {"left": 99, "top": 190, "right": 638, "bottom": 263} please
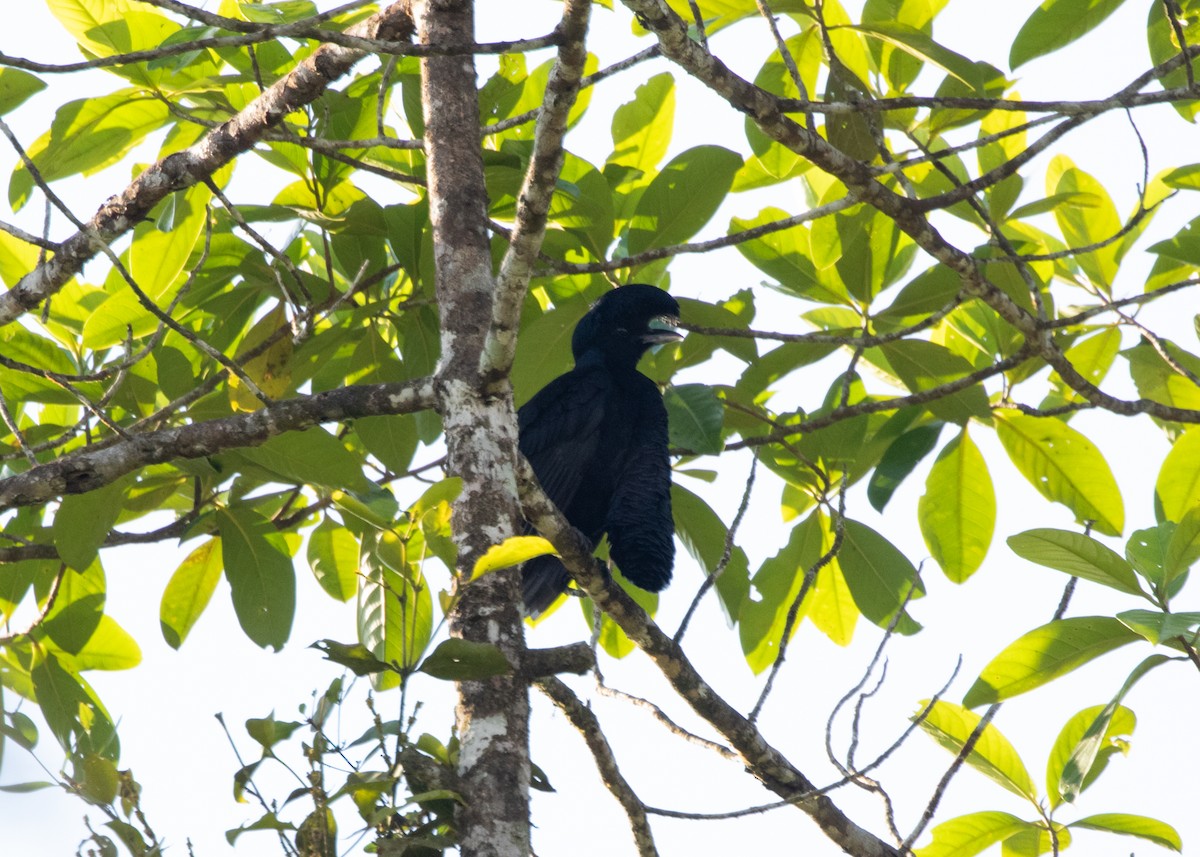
{"left": 472, "top": 536, "right": 556, "bottom": 581}
{"left": 1007, "top": 528, "right": 1142, "bottom": 596}
{"left": 920, "top": 427, "right": 995, "bottom": 582}
{"left": 307, "top": 519, "right": 359, "bottom": 602}
{"left": 1070, "top": 813, "right": 1182, "bottom": 852}
{"left": 1047, "top": 155, "right": 1122, "bottom": 289}
{"left": 0, "top": 69, "right": 45, "bottom": 116}
{"left": 740, "top": 509, "right": 825, "bottom": 673}
{"left": 1047, "top": 703, "right": 1135, "bottom": 808}
{"left": 70, "top": 615, "right": 141, "bottom": 671}
{"left": 964, "top": 617, "right": 1142, "bottom": 707}
{"left": 994, "top": 412, "right": 1123, "bottom": 536}
{"left": 915, "top": 811, "right": 1030, "bottom": 857}
{"left": 915, "top": 699, "right": 1037, "bottom": 801}
{"left": 160, "top": 539, "right": 223, "bottom": 649}
{"left": 1156, "top": 427, "right": 1200, "bottom": 522}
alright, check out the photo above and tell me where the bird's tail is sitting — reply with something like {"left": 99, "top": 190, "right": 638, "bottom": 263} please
{"left": 521, "top": 554, "right": 573, "bottom": 617}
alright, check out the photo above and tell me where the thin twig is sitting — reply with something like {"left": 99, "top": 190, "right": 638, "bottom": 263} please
{"left": 674, "top": 456, "right": 757, "bottom": 643}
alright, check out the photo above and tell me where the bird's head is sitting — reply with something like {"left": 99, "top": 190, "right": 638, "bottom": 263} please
{"left": 571, "top": 285, "right": 683, "bottom": 364}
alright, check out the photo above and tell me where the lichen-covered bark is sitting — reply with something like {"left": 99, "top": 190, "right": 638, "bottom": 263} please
{"left": 415, "top": 2, "right": 530, "bottom": 855}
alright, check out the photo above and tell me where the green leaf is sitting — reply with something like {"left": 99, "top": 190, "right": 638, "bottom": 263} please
{"left": 608, "top": 72, "right": 674, "bottom": 176}
{"left": 41, "top": 560, "right": 105, "bottom": 655}
{"left": 225, "top": 811, "right": 295, "bottom": 845}
{"left": 1009, "top": 0, "right": 1128, "bottom": 68}
{"left": 3, "top": 710, "right": 38, "bottom": 750}
{"left": 963, "top": 617, "right": 1142, "bottom": 707}
{"left": 836, "top": 519, "right": 923, "bottom": 634}
{"left": 1006, "top": 529, "right": 1142, "bottom": 596}
{"left": 1046, "top": 154, "right": 1123, "bottom": 289}
{"left": 994, "top": 412, "right": 1124, "bottom": 536}
{"left": 919, "top": 427, "right": 995, "bottom": 582}
{"left": 1070, "top": 813, "right": 1182, "bottom": 852}
{"left": 472, "top": 536, "right": 556, "bottom": 580}
{"left": 824, "top": 67, "right": 875, "bottom": 161}
{"left": 739, "top": 509, "right": 826, "bottom": 674}
{"left": 237, "top": 426, "right": 372, "bottom": 492}
{"left": 0, "top": 69, "right": 46, "bottom": 116}
{"left": 1148, "top": 2, "right": 1200, "bottom": 121}
{"left": 218, "top": 506, "right": 296, "bottom": 652}
{"left": 357, "top": 532, "right": 433, "bottom": 689}
{"left": 78, "top": 752, "right": 120, "bottom": 805}
{"left": 512, "top": 301, "right": 585, "bottom": 406}
{"left": 807, "top": 546, "right": 859, "bottom": 646}
{"left": 1001, "top": 823, "right": 1071, "bottom": 855}
{"left": 0, "top": 326, "right": 104, "bottom": 405}
{"left": 419, "top": 639, "right": 512, "bottom": 681}
{"left": 307, "top": 519, "right": 359, "bottom": 603}
{"left": 129, "top": 183, "right": 210, "bottom": 300}
{"left": 53, "top": 478, "right": 129, "bottom": 571}
{"left": 105, "top": 820, "right": 149, "bottom": 857}
{"left": 1116, "top": 609, "right": 1200, "bottom": 645}
{"left": 1156, "top": 427, "right": 1200, "bottom": 523}
{"left": 332, "top": 486, "right": 400, "bottom": 530}
{"left": 744, "top": 31, "right": 817, "bottom": 177}
{"left": 310, "top": 639, "right": 397, "bottom": 677}
{"left": 9, "top": 91, "right": 169, "bottom": 210}
{"left": 869, "top": 423, "right": 943, "bottom": 512}
{"left": 160, "top": 539, "right": 223, "bottom": 649}
{"left": 730, "top": 206, "right": 849, "bottom": 305}
{"left": 1165, "top": 505, "right": 1200, "bottom": 585}
{"left": 409, "top": 477, "right": 463, "bottom": 519}
{"left": 671, "top": 484, "right": 750, "bottom": 622}
{"left": 0, "top": 781, "right": 57, "bottom": 794}
{"left": 914, "top": 811, "right": 1030, "bottom": 857}
{"left": 874, "top": 340, "right": 990, "bottom": 423}
{"left": 1047, "top": 703, "right": 1136, "bottom": 808}
{"left": 874, "top": 263, "right": 960, "bottom": 329}
{"left": 30, "top": 651, "right": 119, "bottom": 760}
{"left": 915, "top": 700, "right": 1037, "bottom": 801}
{"left": 664, "top": 384, "right": 724, "bottom": 454}
{"left": 863, "top": 0, "right": 948, "bottom": 92}
{"left": 245, "top": 712, "right": 303, "bottom": 749}
{"left": 71, "top": 616, "right": 141, "bottom": 672}
{"left": 1125, "top": 522, "right": 1176, "bottom": 591}
{"left": 551, "top": 152, "right": 615, "bottom": 257}
{"left": 808, "top": 204, "right": 893, "bottom": 302}
{"left": 853, "top": 21, "right": 981, "bottom": 86}
{"left": 626, "top": 145, "right": 742, "bottom": 258}
{"left": 1047, "top": 327, "right": 1121, "bottom": 406}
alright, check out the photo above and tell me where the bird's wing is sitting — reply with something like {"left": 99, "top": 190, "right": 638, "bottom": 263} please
{"left": 517, "top": 366, "right": 609, "bottom": 513}
{"left": 604, "top": 377, "right": 675, "bottom": 592}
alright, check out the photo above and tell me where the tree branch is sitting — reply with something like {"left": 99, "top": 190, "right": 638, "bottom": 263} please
{"left": 0, "top": 378, "right": 435, "bottom": 511}
{"left": 536, "top": 677, "right": 659, "bottom": 857}
{"left": 486, "top": 0, "right": 592, "bottom": 378}
{"left": 516, "top": 456, "right": 902, "bottom": 857}
{"left": 0, "top": 0, "right": 416, "bottom": 328}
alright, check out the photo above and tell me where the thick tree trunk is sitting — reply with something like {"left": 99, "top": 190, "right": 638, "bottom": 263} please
{"left": 415, "top": 2, "right": 531, "bottom": 855}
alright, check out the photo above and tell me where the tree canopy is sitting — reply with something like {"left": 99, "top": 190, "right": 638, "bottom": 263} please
{"left": 2, "top": 1, "right": 1200, "bottom": 856}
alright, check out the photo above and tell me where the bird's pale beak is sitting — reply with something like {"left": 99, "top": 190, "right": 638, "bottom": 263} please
{"left": 643, "top": 316, "right": 683, "bottom": 345}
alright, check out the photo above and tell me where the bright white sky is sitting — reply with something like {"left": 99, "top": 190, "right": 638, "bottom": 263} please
{"left": 3, "top": 2, "right": 1200, "bottom": 856}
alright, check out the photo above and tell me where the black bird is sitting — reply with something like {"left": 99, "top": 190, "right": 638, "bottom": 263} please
{"left": 518, "top": 284, "right": 682, "bottom": 615}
